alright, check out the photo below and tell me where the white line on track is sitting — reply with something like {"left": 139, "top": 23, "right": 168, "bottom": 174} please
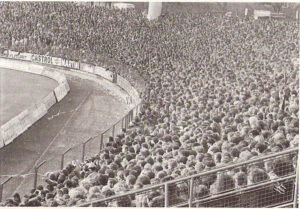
{"left": 12, "top": 90, "right": 92, "bottom": 194}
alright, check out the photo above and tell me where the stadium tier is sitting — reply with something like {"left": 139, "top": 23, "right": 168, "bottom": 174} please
{"left": 0, "top": 2, "right": 299, "bottom": 207}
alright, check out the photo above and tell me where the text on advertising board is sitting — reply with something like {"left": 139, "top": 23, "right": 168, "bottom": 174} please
{"left": 61, "top": 59, "right": 80, "bottom": 69}
{"left": 31, "top": 54, "right": 52, "bottom": 65}
{"left": 7, "top": 50, "right": 31, "bottom": 61}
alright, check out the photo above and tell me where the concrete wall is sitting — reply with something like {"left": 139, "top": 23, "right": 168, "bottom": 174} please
{"left": 0, "top": 58, "right": 70, "bottom": 148}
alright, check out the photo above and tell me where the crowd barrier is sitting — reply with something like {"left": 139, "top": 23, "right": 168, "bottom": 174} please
{"left": 117, "top": 75, "right": 140, "bottom": 104}
{"left": 78, "top": 147, "right": 298, "bottom": 208}
{"left": 41, "top": 69, "right": 65, "bottom": 84}
{"left": 15, "top": 108, "right": 31, "bottom": 135}
{"left": 42, "top": 91, "right": 57, "bottom": 110}
{"left": 0, "top": 57, "right": 70, "bottom": 149}
{"left": 80, "top": 62, "right": 95, "bottom": 74}
{"left": 31, "top": 103, "right": 48, "bottom": 123}
{"left": 1, "top": 117, "right": 19, "bottom": 146}
{"left": 94, "top": 66, "right": 114, "bottom": 82}
{"left": 54, "top": 82, "right": 69, "bottom": 102}
{"left": 80, "top": 63, "right": 114, "bottom": 83}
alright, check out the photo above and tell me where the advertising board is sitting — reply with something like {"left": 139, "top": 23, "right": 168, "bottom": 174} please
{"left": 6, "top": 51, "right": 80, "bottom": 70}
{"left": 7, "top": 50, "right": 31, "bottom": 61}
{"left": 254, "top": 10, "right": 271, "bottom": 19}
{"left": 61, "top": 59, "right": 80, "bottom": 69}
{"left": 31, "top": 54, "right": 53, "bottom": 65}
{"left": 52, "top": 57, "right": 62, "bottom": 66}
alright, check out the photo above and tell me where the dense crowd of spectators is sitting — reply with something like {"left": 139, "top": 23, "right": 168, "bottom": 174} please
{"left": 0, "top": 2, "right": 299, "bottom": 207}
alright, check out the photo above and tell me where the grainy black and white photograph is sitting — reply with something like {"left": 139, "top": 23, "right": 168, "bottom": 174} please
{"left": 0, "top": 0, "right": 299, "bottom": 207}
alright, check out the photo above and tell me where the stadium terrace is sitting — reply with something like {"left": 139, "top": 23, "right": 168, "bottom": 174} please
{"left": 0, "top": 1, "right": 299, "bottom": 207}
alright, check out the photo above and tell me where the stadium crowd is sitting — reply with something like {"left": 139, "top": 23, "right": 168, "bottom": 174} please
{"left": 0, "top": 2, "right": 299, "bottom": 207}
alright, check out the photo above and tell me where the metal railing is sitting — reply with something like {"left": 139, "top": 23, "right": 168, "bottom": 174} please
{"left": 0, "top": 103, "right": 141, "bottom": 202}
{"left": 77, "top": 147, "right": 298, "bottom": 208}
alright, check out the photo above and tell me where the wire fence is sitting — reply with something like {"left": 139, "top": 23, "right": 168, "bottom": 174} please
{"left": 77, "top": 147, "right": 298, "bottom": 208}
{"left": 0, "top": 74, "right": 141, "bottom": 203}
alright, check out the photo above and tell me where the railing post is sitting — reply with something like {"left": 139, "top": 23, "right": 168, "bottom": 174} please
{"left": 189, "top": 177, "right": 194, "bottom": 207}
{"left": 128, "top": 112, "right": 131, "bottom": 125}
{"left": 112, "top": 124, "right": 115, "bottom": 139}
{"left": 0, "top": 183, "right": 3, "bottom": 203}
{"left": 121, "top": 117, "right": 124, "bottom": 129}
{"left": 0, "top": 177, "right": 12, "bottom": 202}
{"left": 33, "top": 160, "right": 46, "bottom": 191}
{"left": 294, "top": 160, "right": 299, "bottom": 208}
{"left": 61, "top": 147, "right": 71, "bottom": 170}
{"left": 82, "top": 142, "right": 86, "bottom": 162}
{"left": 127, "top": 112, "right": 130, "bottom": 124}
{"left": 131, "top": 109, "right": 133, "bottom": 121}
{"left": 33, "top": 167, "right": 38, "bottom": 190}
{"left": 99, "top": 133, "right": 104, "bottom": 153}
{"left": 129, "top": 110, "right": 131, "bottom": 122}
{"left": 125, "top": 114, "right": 128, "bottom": 130}
{"left": 165, "top": 183, "right": 169, "bottom": 207}
{"left": 61, "top": 154, "right": 65, "bottom": 170}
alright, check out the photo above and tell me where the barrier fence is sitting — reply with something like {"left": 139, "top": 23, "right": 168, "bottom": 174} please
{"left": 77, "top": 147, "right": 298, "bottom": 208}
{"left": 0, "top": 102, "right": 141, "bottom": 202}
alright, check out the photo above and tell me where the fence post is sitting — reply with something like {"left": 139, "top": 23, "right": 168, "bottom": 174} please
{"left": 82, "top": 143, "right": 86, "bottom": 162}
{"left": 128, "top": 113, "right": 131, "bottom": 126}
{"left": 121, "top": 117, "right": 124, "bottom": 129}
{"left": 61, "top": 147, "right": 71, "bottom": 170}
{"left": 125, "top": 115, "right": 128, "bottom": 130}
{"left": 0, "top": 183, "right": 2, "bottom": 203}
{"left": 165, "top": 183, "right": 169, "bottom": 207}
{"left": 33, "top": 160, "right": 46, "bottom": 191}
{"left": 131, "top": 109, "right": 133, "bottom": 121}
{"left": 127, "top": 114, "right": 129, "bottom": 129}
{"left": 112, "top": 124, "right": 115, "bottom": 139}
{"left": 294, "top": 160, "right": 299, "bottom": 208}
{"left": 33, "top": 167, "right": 38, "bottom": 190}
{"left": 189, "top": 177, "right": 194, "bottom": 207}
{"left": 99, "top": 133, "right": 104, "bottom": 153}
{"left": 0, "top": 177, "right": 12, "bottom": 202}
{"left": 128, "top": 113, "right": 130, "bottom": 127}
{"left": 61, "top": 154, "right": 65, "bottom": 170}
